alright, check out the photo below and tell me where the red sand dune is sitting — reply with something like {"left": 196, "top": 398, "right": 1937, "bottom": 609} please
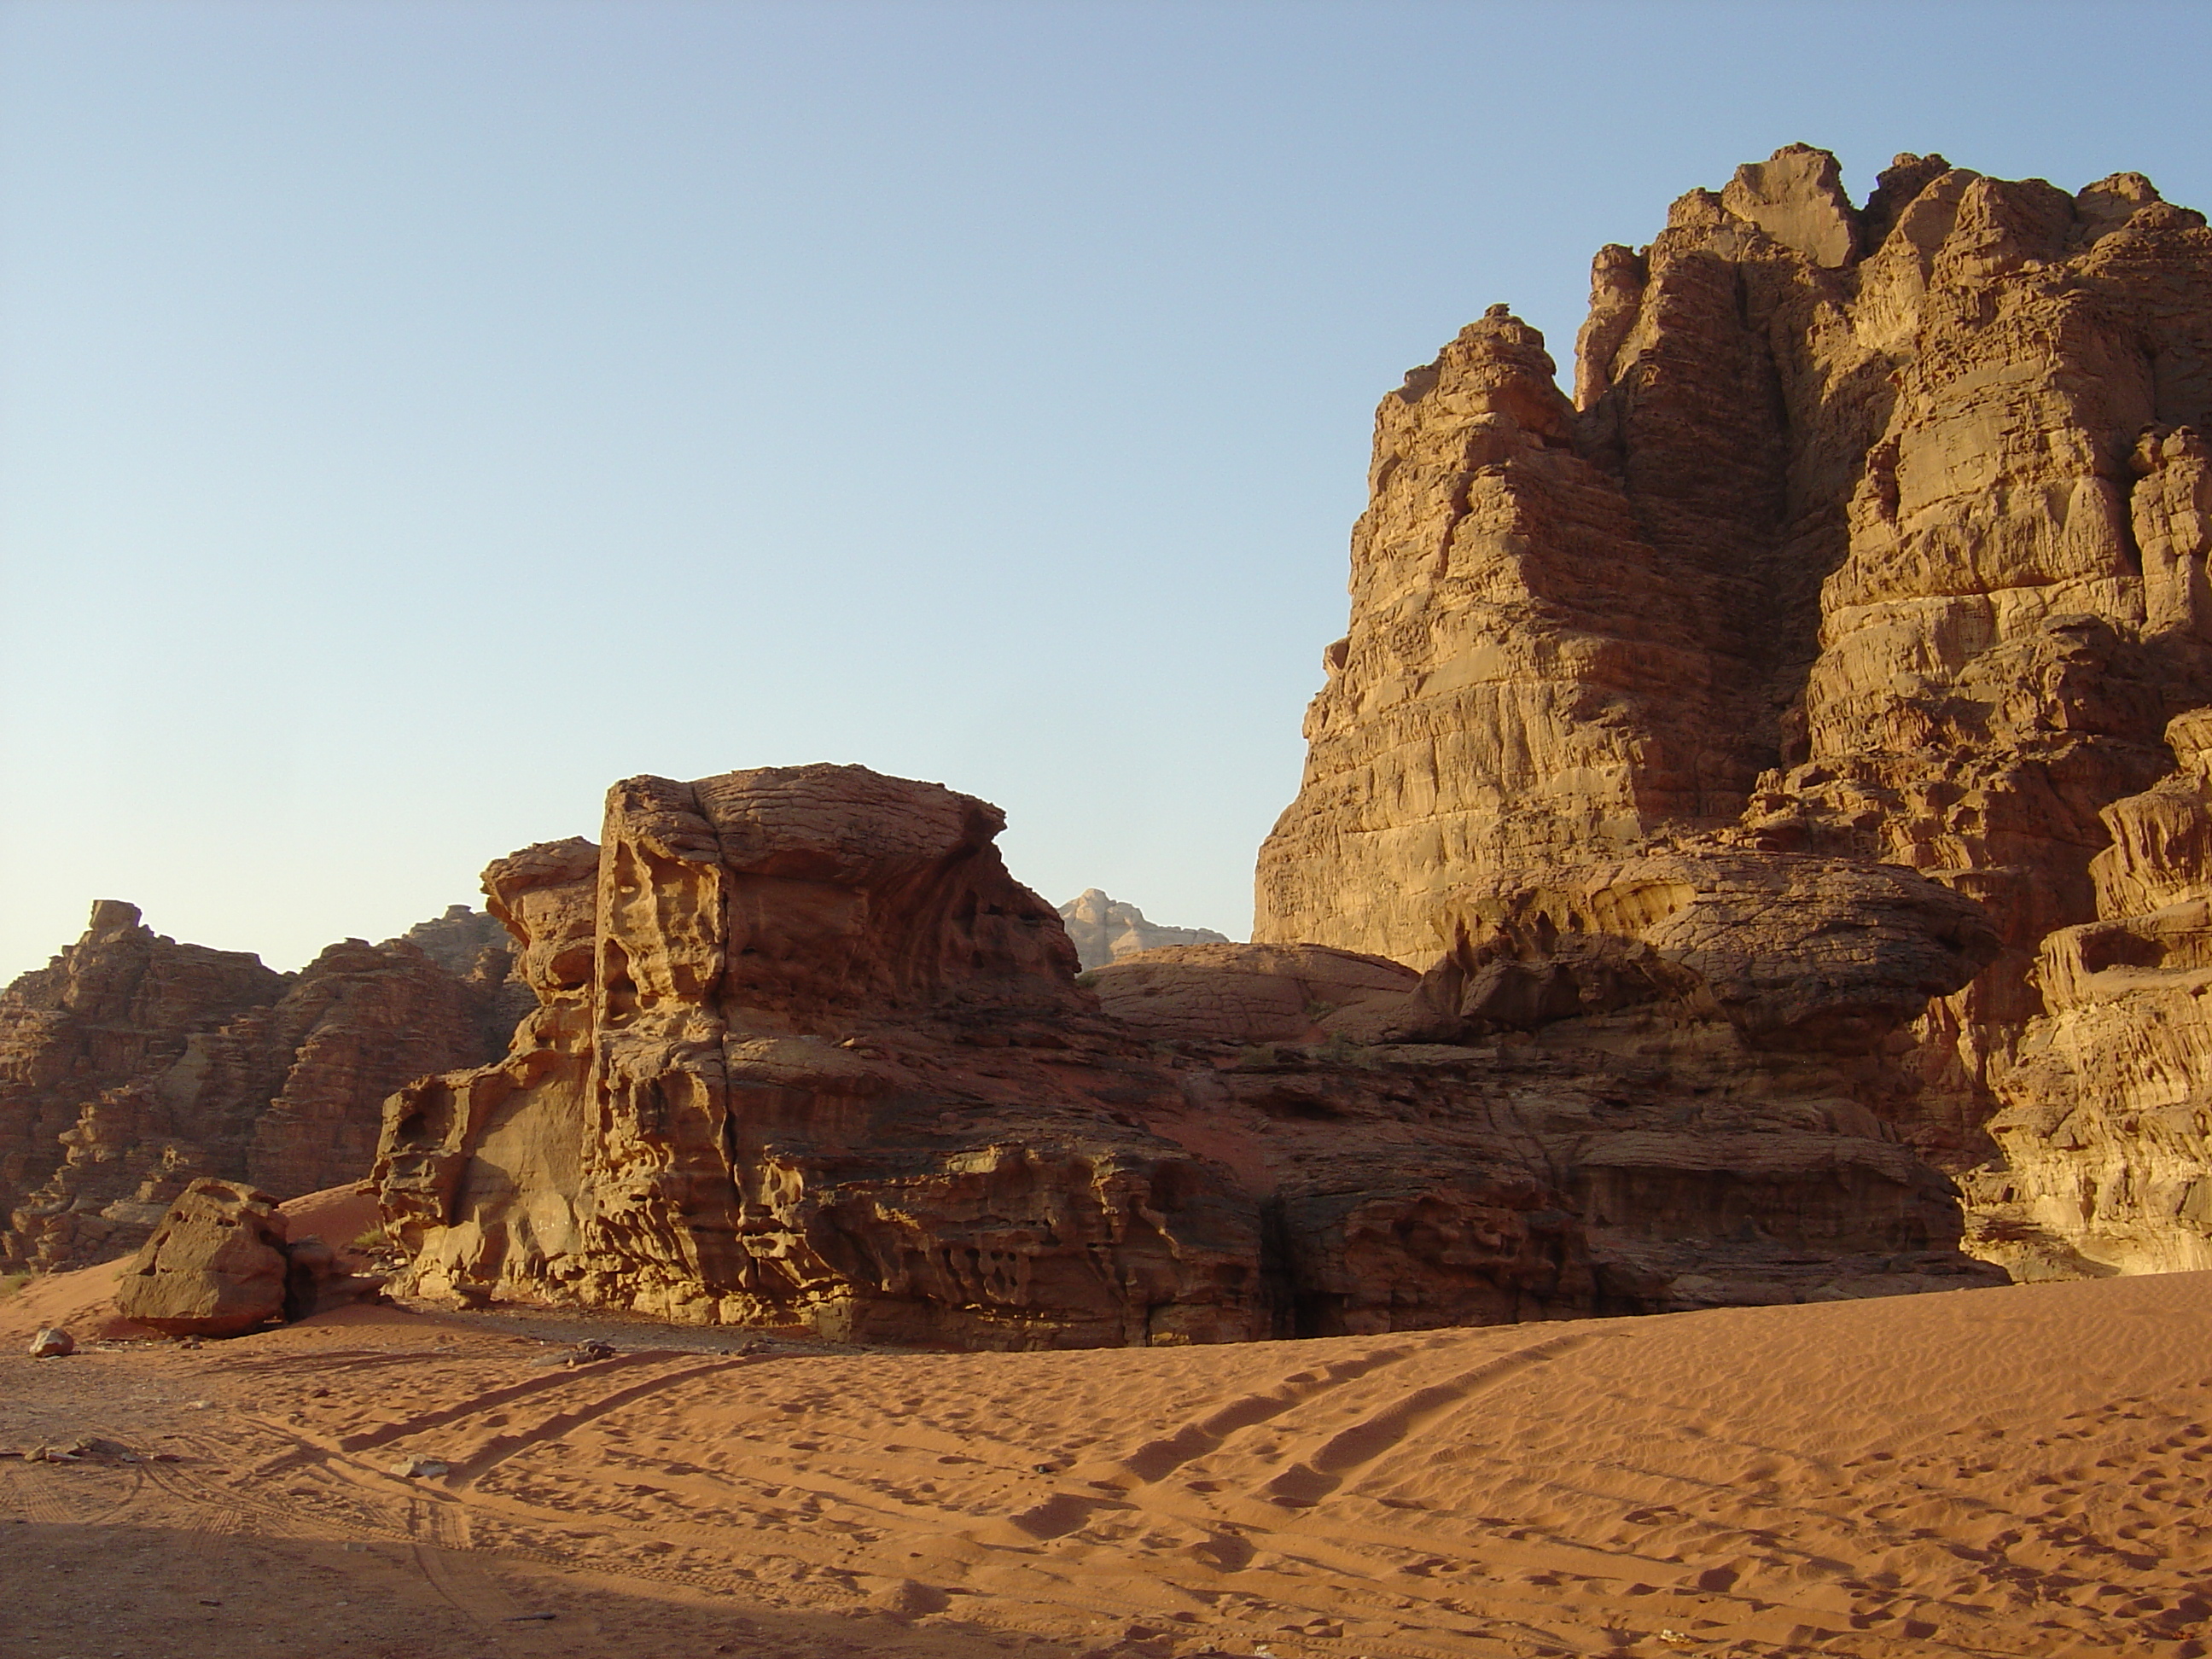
{"left": 4, "top": 1260, "right": 2210, "bottom": 1657}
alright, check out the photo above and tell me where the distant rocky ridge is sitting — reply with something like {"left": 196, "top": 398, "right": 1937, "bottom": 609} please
{"left": 1255, "top": 143, "right": 2212, "bottom": 1278}
{"left": 1057, "top": 888, "right": 1230, "bottom": 969}
{"left": 0, "top": 901, "right": 522, "bottom": 1272}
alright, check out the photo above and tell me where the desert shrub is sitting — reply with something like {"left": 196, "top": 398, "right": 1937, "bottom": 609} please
{"left": 1317, "top": 1031, "right": 1380, "bottom": 1069}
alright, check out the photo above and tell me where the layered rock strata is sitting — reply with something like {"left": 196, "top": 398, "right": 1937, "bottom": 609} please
{"left": 377, "top": 764, "right": 2002, "bottom": 1346}
{"left": 1057, "top": 889, "right": 1230, "bottom": 970}
{"left": 378, "top": 767, "right": 1260, "bottom": 1346}
{"left": 1254, "top": 144, "right": 2212, "bottom": 1270}
{"left": 0, "top": 904, "right": 520, "bottom": 1271}
{"left": 1086, "top": 941, "right": 1427, "bottom": 1045}
{"left": 1965, "top": 709, "right": 2212, "bottom": 1276}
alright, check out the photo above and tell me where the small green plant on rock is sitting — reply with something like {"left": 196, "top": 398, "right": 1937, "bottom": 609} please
{"left": 1317, "top": 1031, "right": 1381, "bottom": 1069}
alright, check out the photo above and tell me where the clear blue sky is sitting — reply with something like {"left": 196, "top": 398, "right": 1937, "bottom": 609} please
{"left": 5, "top": 0, "right": 2209, "bottom": 980}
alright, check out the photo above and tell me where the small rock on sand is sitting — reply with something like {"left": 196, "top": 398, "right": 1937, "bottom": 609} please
{"left": 27, "top": 1327, "right": 73, "bottom": 1358}
{"left": 29, "top": 1436, "right": 138, "bottom": 1463}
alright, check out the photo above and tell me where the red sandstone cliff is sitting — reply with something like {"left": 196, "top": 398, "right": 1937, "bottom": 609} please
{"left": 0, "top": 902, "right": 521, "bottom": 1271}
{"left": 375, "top": 763, "right": 2001, "bottom": 1345}
{"left": 1254, "top": 144, "right": 2212, "bottom": 1275}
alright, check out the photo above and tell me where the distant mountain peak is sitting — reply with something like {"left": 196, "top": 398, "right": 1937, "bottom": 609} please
{"left": 1057, "top": 889, "right": 1230, "bottom": 970}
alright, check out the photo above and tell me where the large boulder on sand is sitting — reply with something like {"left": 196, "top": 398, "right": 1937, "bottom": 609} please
{"left": 114, "top": 1178, "right": 289, "bottom": 1336}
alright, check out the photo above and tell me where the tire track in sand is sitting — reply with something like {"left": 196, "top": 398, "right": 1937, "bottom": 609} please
{"left": 406, "top": 1492, "right": 560, "bottom": 1647}
{"left": 334, "top": 1350, "right": 695, "bottom": 1452}
{"left": 1256, "top": 1329, "right": 1601, "bottom": 1507}
{"left": 441, "top": 1358, "right": 751, "bottom": 1487}
{"left": 1, "top": 1458, "right": 85, "bottom": 1524}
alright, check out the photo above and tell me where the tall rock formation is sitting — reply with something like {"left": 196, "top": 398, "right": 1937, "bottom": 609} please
{"left": 375, "top": 763, "right": 2002, "bottom": 1346}
{"left": 0, "top": 903, "right": 521, "bottom": 1271}
{"left": 1254, "top": 144, "right": 2212, "bottom": 1271}
{"left": 377, "top": 766, "right": 1261, "bottom": 1345}
{"left": 1057, "top": 889, "right": 1230, "bottom": 969}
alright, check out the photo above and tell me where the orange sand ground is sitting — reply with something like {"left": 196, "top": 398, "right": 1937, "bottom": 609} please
{"left": 3, "top": 1233, "right": 2209, "bottom": 1658}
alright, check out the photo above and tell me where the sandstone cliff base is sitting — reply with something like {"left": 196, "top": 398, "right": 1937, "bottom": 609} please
{"left": 2, "top": 1273, "right": 2208, "bottom": 1657}
{"left": 1254, "top": 144, "right": 2212, "bottom": 1278}
{"left": 375, "top": 762, "right": 2001, "bottom": 1344}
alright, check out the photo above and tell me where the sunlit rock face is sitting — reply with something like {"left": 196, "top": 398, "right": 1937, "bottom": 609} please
{"left": 1967, "top": 709, "right": 2212, "bottom": 1278}
{"left": 377, "top": 764, "right": 1267, "bottom": 1348}
{"left": 1254, "top": 144, "right": 2212, "bottom": 1275}
{"left": 0, "top": 902, "right": 520, "bottom": 1272}
{"left": 376, "top": 762, "right": 2005, "bottom": 1348}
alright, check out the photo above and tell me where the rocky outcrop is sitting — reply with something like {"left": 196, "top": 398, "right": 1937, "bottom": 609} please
{"left": 1057, "top": 890, "right": 1230, "bottom": 970}
{"left": 1965, "top": 709, "right": 2212, "bottom": 1277}
{"left": 1421, "top": 850, "right": 2000, "bottom": 1056}
{"left": 377, "top": 764, "right": 2002, "bottom": 1346}
{"left": 1092, "top": 857, "right": 2003, "bottom": 1319}
{"left": 1087, "top": 942, "right": 1429, "bottom": 1045}
{"left": 396, "top": 904, "right": 518, "bottom": 978}
{"left": 0, "top": 905, "right": 282, "bottom": 1271}
{"left": 1254, "top": 144, "right": 2212, "bottom": 1273}
{"left": 242, "top": 936, "right": 520, "bottom": 1200}
{"left": 378, "top": 765, "right": 1263, "bottom": 1347}
{"left": 0, "top": 904, "right": 521, "bottom": 1272}
{"left": 1254, "top": 302, "right": 1747, "bottom": 961}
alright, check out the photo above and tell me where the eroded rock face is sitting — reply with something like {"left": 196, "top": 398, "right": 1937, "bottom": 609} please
{"left": 243, "top": 936, "right": 520, "bottom": 1202}
{"left": 379, "top": 764, "right": 2004, "bottom": 1345}
{"left": 1423, "top": 851, "right": 2000, "bottom": 1056}
{"left": 1254, "top": 144, "right": 2212, "bottom": 1273}
{"left": 1088, "top": 942, "right": 1428, "bottom": 1045}
{"left": 1965, "top": 711, "right": 2212, "bottom": 1277}
{"left": 1254, "top": 305, "right": 1744, "bottom": 958}
{"left": 379, "top": 765, "right": 1264, "bottom": 1347}
{"left": 1057, "top": 890, "right": 1230, "bottom": 970}
{"left": 0, "top": 904, "right": 520, "bottom": 1272}
{"left": 1, "top": 905, "right": 281, "bottom": 1271}
{"left": 1089, "top": 859, "right": 2003, "bottom": 1318}
{"left": 114, "top": 1178, "right": 290, "bottom": 1336}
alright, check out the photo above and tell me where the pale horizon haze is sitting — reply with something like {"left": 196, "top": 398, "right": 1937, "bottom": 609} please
{"left": 6, "top": 0, "right": 2210, "bottom": 980}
